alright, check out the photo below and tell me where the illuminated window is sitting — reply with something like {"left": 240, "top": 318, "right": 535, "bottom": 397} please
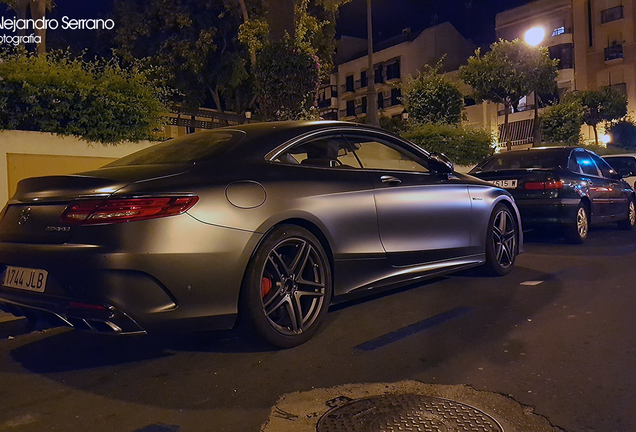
{"left": 552, "top": 26, "right": 565, "bottom": 36}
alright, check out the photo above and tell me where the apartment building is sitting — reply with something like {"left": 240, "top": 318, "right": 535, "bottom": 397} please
{"left": 496, "top": 0, "right": 635, "bottom": 145}
{"left": 318, "top": 22, "right": 475, "bottom": 123}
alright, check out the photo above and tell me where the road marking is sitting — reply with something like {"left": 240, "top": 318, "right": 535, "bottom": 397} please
{"left": 354, "top": 306, "right": 473, "bottom": 351}
{"left": 521, "top": 280, "right": 544, "bottom": 286}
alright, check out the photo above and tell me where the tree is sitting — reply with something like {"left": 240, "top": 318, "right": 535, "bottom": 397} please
{"left": 1, "top": 0, "right": 53, "bottom": 54}
{"left": 0, "top": 50, "right": 166, "bottom": 144}
{"left": 459, "top": 39, "right": 558, "bottom": 150}
{"left": 578, "top": 87, "right": 628, "bottom": 145}
{"left": 401, "top": 62, "right": 464, "bottom": 125}
{"left": 540, "top": 93, "right": 584, "bottom": 145}
{"left": 113, "top": 0, "right": 251, "bottom": 113}
{"left": 253, "top": 38, "right": 320, "bottom": 120}
{"left": 240, "top": 0, "right": 349, "bottom": 119}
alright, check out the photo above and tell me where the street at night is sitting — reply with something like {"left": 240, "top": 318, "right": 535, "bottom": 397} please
{"left": 1, "top": 225, "right": 634, "bottom": 432}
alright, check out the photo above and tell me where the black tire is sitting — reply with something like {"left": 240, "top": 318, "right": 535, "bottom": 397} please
{"left": 483, "top": 203, "right": 518, "bottom": 276}
{"left": 564, "top": 202, "right": 589, "bottom": 244}
{"left": 238, "top": 225, "right": 332, "bottom": 348}
{"left": 617, "top": 197, "right": 636, "bottom": 230}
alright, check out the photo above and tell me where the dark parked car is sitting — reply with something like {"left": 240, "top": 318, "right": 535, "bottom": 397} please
{"left": 0, "top": 121, "right": 522, "bottom": 348}
{"left": 470, "top": 147, "right": 636, "bottom": 243}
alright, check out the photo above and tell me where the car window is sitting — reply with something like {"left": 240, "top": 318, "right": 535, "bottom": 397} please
{"left": 273, "top": 134, "right": 361, "bottom": 169}
{"left": 106, "top": 131, "right": 244, "bottom": 166}
{"left": 572, "top": 150, "right": 600, "bottom": 176}
{"left": 589, "top": 152, "right": 616, "bottom": 178}
{"left": 343, "top": 134, "right": 429, "bottom": 173}
{"left": 605, "top": 156, "right": 636, "bottom": 176}
{"left": 472, "top": 150, "right": 561, "bottom": 172}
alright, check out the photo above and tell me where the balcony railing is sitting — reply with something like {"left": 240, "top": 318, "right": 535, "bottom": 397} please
{"left": 606, "top": 82, "right": 627, "bottom": 96}
{"left": 605, "top": 44, "right": 623, "bottom": 61}
{"left": 601, "top": 5, "right": 623, "bottom": 23}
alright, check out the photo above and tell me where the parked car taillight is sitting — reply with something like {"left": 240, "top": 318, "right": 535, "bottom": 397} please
{"left": 61, "top": 196, "right": 198, "bottom": 225}
{"left": 524, "top": 180, "right": 564, "bottom": 190}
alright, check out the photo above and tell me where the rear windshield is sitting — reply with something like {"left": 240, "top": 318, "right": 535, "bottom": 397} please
{"left": 471, "top": 149, "right": 563, "bottom": 172}
{"left": 105, "top": 130, "right": 245, "bottom": 167}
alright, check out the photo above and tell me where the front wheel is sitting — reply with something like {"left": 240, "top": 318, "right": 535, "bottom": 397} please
{"left": 238, "top": 225, "right": 332, "bottom": 348}
{"left": 483, "top": 203, "right": 518, "bottom": 276}
{"left": 564, "top": 202, "right": 589, "bottom": 244}
{"left": 617, "top": 197, "right": 636, "bottom": 230}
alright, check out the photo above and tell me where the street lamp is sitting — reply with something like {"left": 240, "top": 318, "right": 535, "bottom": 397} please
{"left": 524, "top": 26, "right": 546, "bottom": 146}
{"left": 524, "top": 26, "right": 545, "bottom": 46}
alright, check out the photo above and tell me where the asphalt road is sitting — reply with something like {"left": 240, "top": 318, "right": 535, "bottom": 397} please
{"left": 0, "top": 225, "right": 635, "bottom": 432}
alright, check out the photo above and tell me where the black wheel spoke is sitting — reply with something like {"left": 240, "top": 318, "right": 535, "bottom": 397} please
{"left": 264, "top": 292, "right": 288, "bottom": 316}
{"left": 269, "top": 250, "right": 291, "bottom": 278}
{"left": 289, "top": 241, "right": 308, "bottom": 275}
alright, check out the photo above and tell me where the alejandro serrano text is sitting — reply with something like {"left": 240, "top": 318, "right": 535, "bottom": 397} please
{"left": 0, "top": 16, "right": 115, "bottom": 31}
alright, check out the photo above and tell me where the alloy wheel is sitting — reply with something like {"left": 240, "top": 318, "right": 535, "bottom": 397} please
{"left": 576, "top": 206, "right": 589, "bottom": 239}
{"left": 260, "top": 237, "right": 327, "bottom": 336}
{"left": 492, "top": 208, "right": 516, "bottom": 270}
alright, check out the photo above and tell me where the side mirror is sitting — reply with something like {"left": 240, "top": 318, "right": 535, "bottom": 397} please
{"left": 429, "top": 152, "right": 454, "bottom": 174}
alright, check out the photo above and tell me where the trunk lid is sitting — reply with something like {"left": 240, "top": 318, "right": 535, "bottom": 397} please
{"left": 0, "top": 164, "right": 192, "bottom": 244}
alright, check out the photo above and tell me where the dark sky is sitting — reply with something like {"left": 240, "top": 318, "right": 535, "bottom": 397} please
{"left": 336, "top": 0, "right": 531, "bottom": 47}
{"left": 1, "top": 0, "right": 531, "bottom": 49}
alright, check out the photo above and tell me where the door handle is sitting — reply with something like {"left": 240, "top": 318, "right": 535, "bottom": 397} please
{"left": 380, "top": 175, "right": 401, "bottom": 185}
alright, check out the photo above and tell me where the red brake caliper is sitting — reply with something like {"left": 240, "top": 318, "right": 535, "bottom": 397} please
{"left": 261, "top": 277, "right": 272, "bottom": 297}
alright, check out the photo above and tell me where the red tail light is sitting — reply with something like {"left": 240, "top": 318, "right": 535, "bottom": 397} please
{"left": 524, "top": 180, "right": 563, "bottom": 190}
{"left": 61, "top": 196, "right": 198, "bottom": 225}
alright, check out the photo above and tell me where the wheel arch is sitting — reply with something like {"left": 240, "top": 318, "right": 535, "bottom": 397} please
{"left": 239, "top": 218, "right": 335, "bottom": 301}
{"left": 580, "top": 196, "right": 592, "bottom": 219}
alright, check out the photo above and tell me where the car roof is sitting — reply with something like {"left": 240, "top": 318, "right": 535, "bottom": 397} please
{"left": 603, "top": 153, "right": 636, "bottom": 157}
{"left": 216, "top": 120, "right": 402, "bottom": 160}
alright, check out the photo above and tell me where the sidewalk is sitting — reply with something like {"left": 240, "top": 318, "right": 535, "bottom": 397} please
{"left": 0, "top": 311, "right": 20, "bottom": 323}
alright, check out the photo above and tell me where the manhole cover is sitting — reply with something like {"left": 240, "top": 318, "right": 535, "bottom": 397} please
{"left": 316, "top": 394, "right": 504, "bottom": 432}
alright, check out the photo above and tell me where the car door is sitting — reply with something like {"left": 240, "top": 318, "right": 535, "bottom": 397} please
{"left": 570, "top": 149, "right": 612, "bottom": 222}
{"left": 589, "top": 151, "right": 631, "bottom": 218}
{"left": 343, "top": 132, "right": 474, "bottom": 267}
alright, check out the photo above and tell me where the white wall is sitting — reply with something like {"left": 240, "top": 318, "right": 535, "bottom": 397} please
{"left": 0, "top": 131, "right": 156, "bottom": 205}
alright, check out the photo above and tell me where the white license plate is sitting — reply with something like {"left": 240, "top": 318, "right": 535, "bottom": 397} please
{"left": 3, "top": 266, "right": 48, "bottom": 292}
{"left": 490, "top": 179, "right": 518, "bottom": 189}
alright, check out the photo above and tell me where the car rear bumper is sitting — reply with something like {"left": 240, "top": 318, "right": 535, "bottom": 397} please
{"left": 0, "top": 220, "right": 262, "bottom": 335}
{"left": 515, "top": 198, "right": 580, "bottom": 227}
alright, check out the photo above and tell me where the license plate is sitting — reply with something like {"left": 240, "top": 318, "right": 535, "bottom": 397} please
{"left": 490, "top": 179, "right": 518, "bottom": 189}
{"left": 3, "top": 266, "right": 48, "bottom": 292}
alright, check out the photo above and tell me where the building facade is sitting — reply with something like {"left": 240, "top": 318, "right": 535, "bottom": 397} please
{"left": 496, "top": 0, "right": 635, "bottom": 145}
{"left": 318, "top": 22, "right": 476, "bottom": 123}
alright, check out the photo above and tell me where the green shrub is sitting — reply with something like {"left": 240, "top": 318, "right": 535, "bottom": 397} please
{"left": 402, "top": 123, "right": 494, "bottom": 166}
{"left": 606, "top": 119, "right": 636, "bottom": 150}
{"left": 540, "top": 96, "right": 584, "bottom": 145}
{"left": 0, "top": 50, "right": 166, "bottom": 144}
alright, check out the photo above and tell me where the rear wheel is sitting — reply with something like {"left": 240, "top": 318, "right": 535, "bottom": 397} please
{"left": 564, "top": 202, "right": 589, "bottom": 244}
{"left": 617, "top": 197, "right": 636, "bottom": 230}
{"left": 483, "top": 203, "right": 518, "bottom": 276}
{"left": 239, "top": 225, "right": 332, "bottom": 348}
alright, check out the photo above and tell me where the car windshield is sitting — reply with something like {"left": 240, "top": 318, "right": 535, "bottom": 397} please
{"left": 105, "top": 130, "right": 245, "bottom": 166}
{"left": 472, "top": 149, "right": 563, "bottom": 172}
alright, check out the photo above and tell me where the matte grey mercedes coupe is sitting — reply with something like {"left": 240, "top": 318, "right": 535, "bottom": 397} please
{"left": 0, "top": 121, "right": 522, "bottom": 347}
